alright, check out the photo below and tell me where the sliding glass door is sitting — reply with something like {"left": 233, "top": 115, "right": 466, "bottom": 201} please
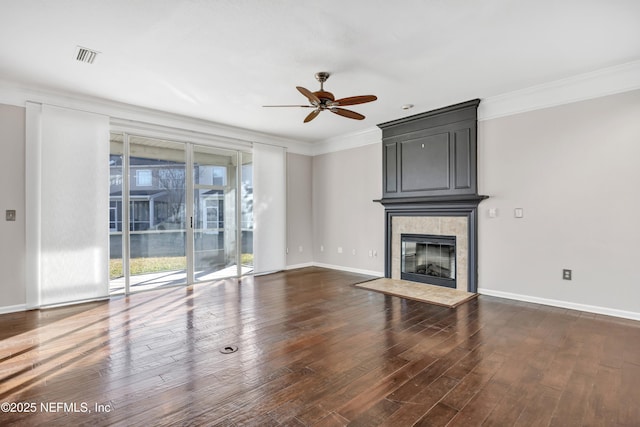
{"left": 192, "top": 146, "right": 237, "bottom": 281}
{"left": 109, "top": 132, "right": 251, "bottom": 295}
{"left": 109, "top": 135, "right": 188, "bottom": 294}
{"left": 128, "top": 136, "right": 188, "bottom": 291}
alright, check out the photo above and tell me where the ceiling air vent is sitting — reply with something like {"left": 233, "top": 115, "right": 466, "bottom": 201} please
{"left": 75, "top": 46, "right": 99, "bottom": 64}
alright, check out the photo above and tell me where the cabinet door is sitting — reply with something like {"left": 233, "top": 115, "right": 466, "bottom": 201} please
{"left": 400, "top": 132, "right": 450, "bottom": 192}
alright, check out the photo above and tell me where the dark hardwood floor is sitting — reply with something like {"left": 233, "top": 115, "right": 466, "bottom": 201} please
{"left": 1, "top": 267, "right": 639, "bottom": 426}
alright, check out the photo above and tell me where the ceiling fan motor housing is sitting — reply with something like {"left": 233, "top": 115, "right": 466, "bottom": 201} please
{"left": 264, "top": 71, "right": 376, "bottom": 122}
{"left": 314, "top": 90, "right": 335, "bottom": 107}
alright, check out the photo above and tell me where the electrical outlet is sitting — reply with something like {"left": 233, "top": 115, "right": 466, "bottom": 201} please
{"left": 320, "top": 245, "right": 324, "bottom": 252}
{"left": 5, "top": 210, "right": 16, "bottom": 221}
{"left": 563, "top": 269, "right": 572, "bottom": 280}
{"left": 352, "top": 249, "right": 356, "bottom": 255}
{"left": 337, "top": 247, "right": 343, "bottom": 254}
{"left": 298, "top": 246, "right": 303, "bottom": 253}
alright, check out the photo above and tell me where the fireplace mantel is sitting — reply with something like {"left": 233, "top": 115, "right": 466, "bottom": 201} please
{"left": 374, "top": 194, "right": 488, "bottom": 206}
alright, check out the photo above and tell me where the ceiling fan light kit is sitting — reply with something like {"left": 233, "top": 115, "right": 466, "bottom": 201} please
{"left": 264, "top": 72, "right": 377, "bottom": 123}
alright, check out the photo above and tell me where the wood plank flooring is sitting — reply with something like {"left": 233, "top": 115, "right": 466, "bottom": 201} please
{"left": 1, "top": 267, "right": 639, "bottom": 426}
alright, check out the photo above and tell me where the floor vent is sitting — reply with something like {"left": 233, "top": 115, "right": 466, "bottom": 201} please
{"left": 75, "top": 46, "right": 99, "bottom": 64}
{"left": 219, "top": 345, "right": 238, "bottom": 354}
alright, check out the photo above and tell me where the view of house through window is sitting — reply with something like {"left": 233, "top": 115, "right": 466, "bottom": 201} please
{"left": 109, "top": 132, "right": 253, "bottom": 294}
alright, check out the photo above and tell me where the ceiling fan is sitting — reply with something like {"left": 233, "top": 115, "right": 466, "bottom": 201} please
{"left": 263, "top": 72, "right": 377, "bottom": 123}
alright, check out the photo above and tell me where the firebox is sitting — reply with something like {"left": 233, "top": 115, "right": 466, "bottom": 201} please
{"left": 401, "top": 233, "right": 456, "bottom": 288}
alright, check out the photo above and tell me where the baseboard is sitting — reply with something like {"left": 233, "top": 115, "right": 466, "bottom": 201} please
{"left": 312, "top": 262, "right": 384, "bottom": 278}
{"left": 285, "top": 262, "right": 315, "bottom": 270}
{"left": 478, "top": 288, "right": 640, "bottom": 321}
{"left": 0, "top": 304, "right": 28, "bottom": 315}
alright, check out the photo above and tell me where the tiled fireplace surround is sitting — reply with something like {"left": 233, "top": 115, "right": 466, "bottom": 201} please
{"left": 382, "top": 199, "right": 483, "bottom": 293}
{"left": 392, "top": 216, "right": 468, "bottom": 291}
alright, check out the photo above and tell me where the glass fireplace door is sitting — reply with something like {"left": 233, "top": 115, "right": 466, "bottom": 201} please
{"left": 401, "top": 234, "right": 456, "bottom": 288}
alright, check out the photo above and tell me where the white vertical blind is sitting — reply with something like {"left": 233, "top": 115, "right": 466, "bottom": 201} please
{"left": 252, "top": 143, "right": 286, "bottom": 274}
{"left": 26, "top": 103, "right": 109, "bottom": 307}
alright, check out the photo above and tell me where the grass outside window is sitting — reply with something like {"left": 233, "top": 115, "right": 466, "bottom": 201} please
{"left": 110, "top": 254, "right": 254, "bottom": 279}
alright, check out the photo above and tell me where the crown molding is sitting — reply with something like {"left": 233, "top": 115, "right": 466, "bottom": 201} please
{"left": 311, "top": 61, "right": 640, "bottom": 155}
{"left": 0, "top": 79, "right": 314, "bottom": 155}
{"left": 479, "top": 59, "right": 640, "bottom": 121}
{"left": 3, "top": 59, "right": 639, "bottom": 157}
{"left": 311, "top": 126, "right": 382, "bottom": 156}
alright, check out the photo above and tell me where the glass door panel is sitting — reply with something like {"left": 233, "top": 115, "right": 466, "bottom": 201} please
{"left": 240, "top": 151, "right": 253, "bottom": 272}
{"left": 127, "top": 136, "right": 187, "bottom": 291}
{"left": 109, "top": 132, "right": 125, "bottom": 294}
{"left": 192, "top": 145, "right": 237, "bottom": 281}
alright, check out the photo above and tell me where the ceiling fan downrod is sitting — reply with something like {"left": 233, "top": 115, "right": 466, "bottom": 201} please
{"left": 314, "top": 71, "right": 330, "bottom": 92}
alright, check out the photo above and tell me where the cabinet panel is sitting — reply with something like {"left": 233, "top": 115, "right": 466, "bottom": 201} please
{"left": 384, "top": 143, "right": 397, "bottom": 193}
{"left": 454, "top": 128, "right": 471, "bottom": 190}
{"left": 400, "top": 133, "right": 449, "bottom": 192}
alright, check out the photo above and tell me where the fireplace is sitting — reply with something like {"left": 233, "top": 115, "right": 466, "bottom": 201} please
{"left": 401, "top": 234, "right": 456, "bottom": 288}
{"left": 389, "top": 214, "right": 472, "bottom": 291}
{"left": 375, "top": 99, "right": 487, "bottom": 293}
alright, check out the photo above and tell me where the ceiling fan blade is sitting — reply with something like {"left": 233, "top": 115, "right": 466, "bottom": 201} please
{"left": 304, "top": 109, "right": 321, "bottom": 123}
{"left": 333, "top": 95, "right": 378, "bottom": 106}
{"left": 263, "top": 105, "right": 315, "bottom": 108}
{"left": 330, "top": 107, "right": 365, "bottom": 120}
{"left": 296, "top": 86, "right": 321, "bottom": 105}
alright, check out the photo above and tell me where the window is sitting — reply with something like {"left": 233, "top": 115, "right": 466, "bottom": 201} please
{"left": 136, "top": 169, "right": 152, "bottom": 187}
{"left": 212, "top": 166, "right": 226, "bottom": 186}
{"left": 206, "top": 204, "right": 219, "bottom": 229}
{"left": 194, "top": 165, "right": 226, "bottom": 186}
{"left": 130, "top": 200, "right": 150, "bottom": 230}
{"left": 109, "top": 203, "right": 118, "bottom": 231}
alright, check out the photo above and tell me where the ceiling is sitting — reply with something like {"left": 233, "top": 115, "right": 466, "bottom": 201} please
{"left": 1, "top": 1, "right": 639, "bottom": 143}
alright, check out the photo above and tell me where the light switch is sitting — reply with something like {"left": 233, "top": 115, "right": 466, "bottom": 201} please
{"left": 488, "top": 208, "right": 498, "bottom": 218}
{"left": 6, "top": 210, "right": 16, "bottom": 221}
{"left": 514, "top": 208, "right": 524, "bottom": 218}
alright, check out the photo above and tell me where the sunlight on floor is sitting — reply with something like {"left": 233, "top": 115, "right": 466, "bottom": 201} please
{"left": 109, "top": 265, "right": 254, "bottom": 294}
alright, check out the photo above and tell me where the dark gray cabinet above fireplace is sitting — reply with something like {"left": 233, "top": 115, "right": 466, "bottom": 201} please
{"left": 378, "top": 99, "right": 480, "bottom": 201}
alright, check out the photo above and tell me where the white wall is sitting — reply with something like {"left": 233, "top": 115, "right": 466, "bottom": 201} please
{"left": 478, "top": 89, "right": 640, "bottom": 317}
{"left": 0, "top": 104, "right": 26, "bottom": 311}
{"left": 312, "top": 143, "right": 385, "bottom": 275}
{"left": 286, "top": 153, "right": 314, "bottom": 268}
